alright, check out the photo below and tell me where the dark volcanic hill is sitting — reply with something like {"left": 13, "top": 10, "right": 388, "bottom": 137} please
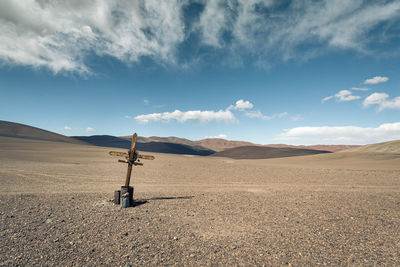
{"left": 73, "top": 135, "right": 215, "bottom": 156}
{"left": 0, "top": 120, "right": 86, "bottom": 145}
{"left": 212, "top": 146, "right": 332, "bottom": 159}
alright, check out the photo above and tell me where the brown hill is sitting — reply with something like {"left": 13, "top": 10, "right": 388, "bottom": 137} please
{"left": 212, "top": 145, "right": 331, "bottom": 159}
{"left": 121, "top": 136, "right": 257, "bottom": 152}
{"left": 348, "top": 139, "right": 400, "bottom": 153}
{"left": 197, "top": 138, "right": 256, "bottom": 152}
{"left": 265, "top": 144, "right": 359, "bottom": 152}
{"left": 73, "top": 135, "right": 214, "bottom": 156}
{"left": 0, "top": 120, "right": 87, "bottom": 145}
{"left": 123, "top": 135, "right": 356, "bottom": 152}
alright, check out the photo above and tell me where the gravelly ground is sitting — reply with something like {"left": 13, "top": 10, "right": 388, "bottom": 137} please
{"left": 0, "top": 137, "right": 400, "bottom": 266}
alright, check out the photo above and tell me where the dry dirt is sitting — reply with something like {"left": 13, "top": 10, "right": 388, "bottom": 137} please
{"left": 1, "top": 136, "right": 400, "bottom": 266}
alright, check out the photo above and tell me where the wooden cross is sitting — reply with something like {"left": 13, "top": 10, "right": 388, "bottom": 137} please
{"left": 109, "top": 133, "right": 155, "bottom": 187}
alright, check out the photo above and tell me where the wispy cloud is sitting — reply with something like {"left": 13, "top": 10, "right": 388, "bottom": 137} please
{"left": 0, "top": 1, "right": 399, "bottom": 73}
{"left": 0, "top": 0, "right": 185, "bottom": 73}
{"left": 322, "top": 90, "right": 361, "bottom": 102}
{"left": 135, "top": 109, "right": 236, "bottom": 123}
{"left": 205, "top": 134, "right": 228, "bottom": 139}
{"left": 144, "top": 99, "right": 149, "bottom": 105}
{"left": 364, "top": 76, "right": 389, "bottom": 84}
{"left": 62, "top": 126, "right": 72, "bottom": 130}
{"left": 86, "top": 127, "right": 96, "bottom": 133}
{"left": 245, "top": 111, "right": 289, "bottom": 120}
{"left": 124, "top": 115, "right": 131, "bottom": 119}
{"left": 245, "top": 110, "right": 272, "bottom": 120}
{"left": 276, "top": 122, "right": 400, "bottom": 145}
{"left": 363, "top": 92, "right": 400, "bottom": 111}
{"left": 351, "top": 87, "right": 369, "bottom": 91}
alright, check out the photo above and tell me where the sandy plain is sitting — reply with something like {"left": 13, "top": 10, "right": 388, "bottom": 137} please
{"left": 0, "top": 136, "right": 400, "bottom": 266}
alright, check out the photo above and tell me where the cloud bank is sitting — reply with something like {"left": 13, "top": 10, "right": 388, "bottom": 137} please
{"left": 1, "top": 1, "right": 399, "bottom": 73}
{"left": 135, "top": 109, "right": 236, "bottom": 123}
{"left": 277, "top": 122, "right": 400, "bottom": 145}
{"left": 134, "top": 99, "right": 292, "bottom": 124}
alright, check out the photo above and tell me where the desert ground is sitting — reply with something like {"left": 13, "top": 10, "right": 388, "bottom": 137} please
{"left": 1, "top": 136, "right": 400, "bottom": 266}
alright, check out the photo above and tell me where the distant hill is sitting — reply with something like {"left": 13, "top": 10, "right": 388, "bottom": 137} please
{"left": 73, "top": 135, "right": 215, "bottom": 156}
{"left": 122, "top": 135, "right": 355, "bottom": 152}
{"left": 264, "top": 144, "right": 359, "bottom": 152}
{"left": 348, "top": 140, "right": 400, "bottom": 153}
{"left": 212, "top": 146, "right": 331, "bottom": 159}
{"left": 121, "top": 136, "right": 257, "bottom": 152}
{"left": 197, "top": 138, "right": 256, "bottom": 152}
{"left": 0, "top": 120, "right": 86, "bottom": 145}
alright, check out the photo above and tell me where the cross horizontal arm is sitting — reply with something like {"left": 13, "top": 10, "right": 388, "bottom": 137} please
{"left": 109, "top": 151, "right": 155, "bottom": 160}
{"left": 118, "top": 159, "right": 143, "bottom": 166}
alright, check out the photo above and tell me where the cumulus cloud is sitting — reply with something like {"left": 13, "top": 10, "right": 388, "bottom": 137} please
{"left": 364, "top": 76, "right": 389, "bottom": 84}
{"left": 227, "top": 99, "right": 254, "bottom": 110}
{"left": 63, "top": 126, "right": 72, "bottom": 130}
{"left": 86, "top": 127, "right": 96, "bottom": 133}
{"left": 205, "top": 134, "right": 228, "bottom": 139}
{"left": 322, "top": 90, "right": 361, "bottom": 102}
{"left": 135, "top": 109, "right": 236, "bottom": 123}
{"left": 363, "top": 92, "right": 400, "bottom": 111}
{"left": 276, "top": 122, "right": 400, "bottom": 145}
{"left": 1, "top": 1, "right": 399, "bottom": 73}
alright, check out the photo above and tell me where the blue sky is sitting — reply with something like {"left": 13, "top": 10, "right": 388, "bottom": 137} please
{"left": 0, "top": 0, "right": 400, "bottom": 145}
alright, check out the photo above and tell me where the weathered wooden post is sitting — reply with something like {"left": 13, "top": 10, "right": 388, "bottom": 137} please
{"left": 109, "top": 133, "right": 154, "bottom": 208}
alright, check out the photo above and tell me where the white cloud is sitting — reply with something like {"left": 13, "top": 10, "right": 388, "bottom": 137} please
{"left": 351, "top": 87, "right": 369, "bottom": 91}
{"left": 276, "top": 122, "right": 400, "bottom": 145}
{"left": 135, "top": 109, "right": 236, "bottom": 123}
{"left": 322, "top": 89, "right": 361, "bottom": 102}
{"left": 144, "top": 99, "right": 149, "bottom": 105}
{"left": 245, "top": 110, "right": 289, "bottom": 120}
{"left": 322, "top": 96, "right": 334, "bottom": 102}
{"left": 63, "top": 126, "right": 72, "bottom": 130}
{"left": 0, "top": 0, "right": 185, "bottom": 73}
{"left": 205, "top": 134, "right": 228, "bottom": 139}
{"left": 245, "top": 110, "right": 271, "bottom": 120}
{"left": 86, "top": 127, "right": 96, "bottom": 133}
{"left": 290, "top": 115, "right": 302, "bottom": 121}
{"left": 197, "top": 1, "right": 400, "bottom": 65}
{"left": 1, "top": 1, "right": 399, "bottom": 73}
{"left": 124, "top": 115, "right": 131, "bottom": 119}
{"left": 364, "top": 76, "right": 389, "bottom": 84}
{"left": 363, "top": 92, "right": 400, "bottom": 111}
{"left": 228, "top": 99, "right": 254, "bottom": 110}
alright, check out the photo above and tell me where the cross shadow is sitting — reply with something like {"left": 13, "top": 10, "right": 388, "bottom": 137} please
{"left": 129, "top": 196, "right": 194, "bottom": 208}
{"left": 131, "top": 200, "right": 148, "bottom": 207}
{"left": 146, "top": 196, "right": 194, "bottom": 201}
